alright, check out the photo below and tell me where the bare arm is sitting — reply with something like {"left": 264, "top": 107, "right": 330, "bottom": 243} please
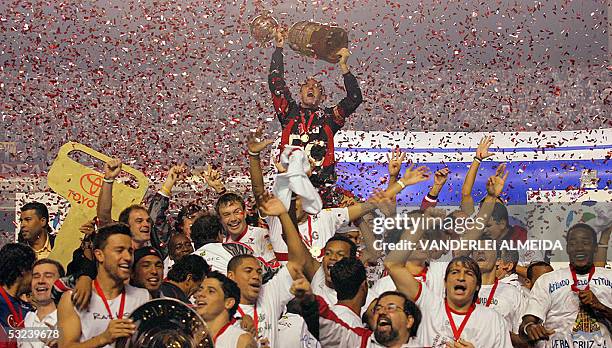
{"left": 383, "top": 212, "right": 428, "bottom": 301}
{"left": 258, "top": 193, "right": 319, "bottom": 280}
{"left": 455, "top": 164, "right": 509, "bottom": 257}
{"left": 247, "top": 128, "right": 274, "bottom": 209}
{"left": 461, "top": 136, "right": 494, "bottom": 215}
{"left": 96, "top": 159, "right": 121, "bottom": 227}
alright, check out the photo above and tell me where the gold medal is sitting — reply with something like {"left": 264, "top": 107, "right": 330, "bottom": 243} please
{"left": 301, "top": 133, "right": 309, "bottom": 142}
{"left": 310, "top": 246, "right": 321, "bottom": 258}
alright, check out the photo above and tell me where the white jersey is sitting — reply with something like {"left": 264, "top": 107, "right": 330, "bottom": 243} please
{"left": 74, "top": 284, "right": 150, "bottom": 347}
{"left": 193, "top": 242, "right": 264, "bottom": 275}
{"left": 311, "top": 266, "right": 337, "bottom": 305}
{"left": 19, "top": 310, "right": 57, "bottom": 348}
{"left": 365, "top": 261, "right": 448, "bottom": 310}
{"left": 414, "top": 284, "right": 512, "bottom": 347}
{"left": 224, "top": 225, "right": 278, "bottom": 266}
{"left": 232, "top": 266, "right": 294, "bottom": 348}
{"left": 277, "top": 312, "right": 320, "bottom": 348}
{"left": 331, "top": 304, "right": 362, "bottom": 328}
{"left": 478, "top": 280, "right": 525, "bottom": 333}
{"left": 215, "top": 324, "right": 249, "bottom": 348}
{"left": 315, "top": 295, "right": 418, "bottom": 347}
{"left": 267, "top": 208, "right": 349, "bottom": 262}
{"left": 524, "top": 267, "right": 612, "bottom": 348}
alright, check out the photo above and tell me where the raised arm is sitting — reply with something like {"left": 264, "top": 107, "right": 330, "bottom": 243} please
{"left": 382, "top": 164, "right": 432, "bottom": 199}
{"left": 330, "top": 48, "right": 363, "bottom": 129}
{"left": 247, "top": 128, "right": 274, "bottom": 210}
{"left": 150, "top": 164, "right": 187, "bottom": 258}
{"left": 202, "top": 164, "right": 227, "bottom": 195}
{"left": 97, "top": 158, "right": 121, "bottom": 227}
{"left": 383, "top": 210, "right": 430, "bottom": 301}
{"left": 461, "top": 136, "right": 494, "bottom": 215}
{"left": 455, "top": 164, "right": 508, "bottom": 257}
{"left": 420, "top": 167, "right": 449, "bottom": 211}
{"left": 268, "top": 28, "right": 295, "bottom": 124}
{"left": 258, "top": 193, "right": 319, "bottom": 281}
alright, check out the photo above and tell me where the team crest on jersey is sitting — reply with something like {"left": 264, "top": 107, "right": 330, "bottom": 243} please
{"left": 312, "top": 231, "right": 319, "bottom": 240}
{"left": 7, "top": 314, "right": 23, "bottom": 328}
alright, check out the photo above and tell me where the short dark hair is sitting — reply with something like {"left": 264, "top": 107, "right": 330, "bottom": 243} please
{"left": 527, "top": 261, "right": 553, "bottom": 282}
{"left": 227, "top": 254, "right": 259, "bottom": 274}
{"left": 175, "top": 203, "right": 204, "bottom": 233}
{"left": 167, "top": 254, "right": 210, "bottom": 283}
{"left": 206, "top": 271, "right": 241, "bottom": 318}
{"left": 0, "top": 243, "right": 36, "bottom": 287}
{"left": 331, "top": 257, "right": 366, "bottom": 301}
{"left": 325, "top": 235, "right": 357, "bottom": 258}
{"left": 376, "top": 291, "right": 422, "bottom": 338}
{"left": 215, "top": 193, "right": 245, "bottom": 215}
{"left": 444, "top": 256, "right": 482, "bottom": 303}
{"left": 33, "top": 258, "right": 66, "bottom": 278}
{"left": 20, "top": 202, "right": 49, "bottom": 223}
{"left": 566, "top": 223, "right": 597, "bottom": 246}
{"left": 190, "top": 214, "right": 223, "bottom": 250}
{"left": 118, "top": 205, "right": 148, "bottom": 225}
{"left": 93, "top": 223, "right": 132, "bottom": 250}
{"left": 491, "top": 202, "right": 509, "bottom": 226}
{"left": 499, "top": 249, "right": 519, "bottom": 273}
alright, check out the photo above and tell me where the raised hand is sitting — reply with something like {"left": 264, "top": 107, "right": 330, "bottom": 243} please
{"left": 386, "top": 148, "right": 406, "bottom": 179}
{"left": 202, "top": 164, "right": 225, "bottom": 193}
{"left": 486, "top": 163, "right": 508, "bottom": 197}
{"left": 476, "top": 135, "right": 494, "bottom": 160}
{"left": 165, "top": 164, "right": 187, "bottom": 188}
{"left": 337, "top": 48, "right": 350, "bottom": 66}
{"left": 402, "top": 164, "right": 431, "bottom": 186}
{"left": 257, "top": 192, "right": 287, "bottom": 217}
{"left": 274, "top": 27, "right": 286, "bottom": 48}
{"left": 290, "top": 275, "right": 313, "bottom": 300}
{"left": 368, "top": 189, "right": 396, "bottom": 217}
{"left": 433, "top": 167, "right": 450, "bottom": 187}
{"left": 247, "top": 127, "right": 274, "bottom": 155}
{"left": 103, "top": 158, "right": 122, "bottom": 180}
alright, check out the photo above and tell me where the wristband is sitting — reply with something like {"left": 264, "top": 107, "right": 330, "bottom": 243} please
{"left": 522, "top": 322, "right": 536, "bottom": 336}
{"left": 598, "top": 243, "right": 609, "bottom": 248}
{"left": 474, "top": 157, "right": 482, "bottom": 163}
{"left": 248, "top": 150, "right": 260, "bottom": 157}
{"left": 103, "top": 178, "right": 114, "bottom": 184}
{"left": 397, "top": 180, "right": 406, "bottom": 189}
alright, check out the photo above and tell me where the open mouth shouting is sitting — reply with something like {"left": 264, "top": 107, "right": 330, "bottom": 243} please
{"left": 453, "top": 284, "right": 468, "bottom": 296}
{"left": 376, "top": 315, "right": 393, "bottom": 332}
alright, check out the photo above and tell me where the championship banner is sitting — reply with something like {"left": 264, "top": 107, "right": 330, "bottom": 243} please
{"left": 46, "top": 142, "right": 149, "bottom": 266}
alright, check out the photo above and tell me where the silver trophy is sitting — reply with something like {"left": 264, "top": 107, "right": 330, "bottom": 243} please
{"left": 116, "top": 298, "right": 213, "bottom": 348}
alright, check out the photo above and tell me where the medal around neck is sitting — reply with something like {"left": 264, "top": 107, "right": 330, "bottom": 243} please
{"left": 116, "top": 298, "right": 213, "bottom": 348}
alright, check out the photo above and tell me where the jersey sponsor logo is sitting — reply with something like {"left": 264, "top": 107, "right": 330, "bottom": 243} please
{"left": 92, "top": 311, "right": 132, "bottom": 320}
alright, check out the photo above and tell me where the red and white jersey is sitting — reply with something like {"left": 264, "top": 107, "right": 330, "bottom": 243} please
{"left": 267, "top": 208, "right": 349, "bottom": 262}
{"left": 314, "top": 296, "right": 418, "bottom": 348}
{"left": 414, "top": 284, "right": 512, "bottom": 348}
{"left": 524, "top": 267, "right": 612, "bottom": 348}
{"left": 277, "top": 312, "right": 320, "bottom": 348}
{"left": 231, "top": 267, "right": 294, "bottom": 348}
{"left": 214, "top": 322, "right": 250, "bottom": 348}
{"left": 478, "top": 280, "right": 525, "bottom": 333}
{"left": 224, "top": 225, "right": 278, "bottom": 267}
{"left": 365, "top": 261, "right": 448, "bottom": 310}
{"left": 75, "top": 285, "right": 150, "bottom": 348}
{"left": 311, "top": 266, "right": 337, "bottom": 305}
{"left": 331, "top": 304, "right": 362, "bottom": 328}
